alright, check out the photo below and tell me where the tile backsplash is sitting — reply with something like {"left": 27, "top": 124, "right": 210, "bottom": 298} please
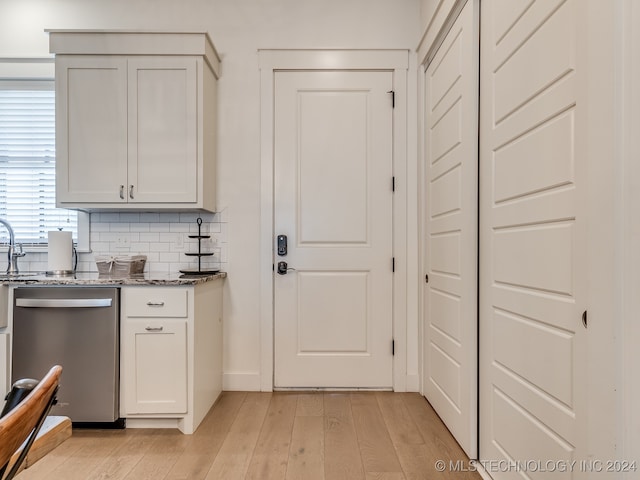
{"left": 20, "top": 211, "right": 228, "bottom": 275}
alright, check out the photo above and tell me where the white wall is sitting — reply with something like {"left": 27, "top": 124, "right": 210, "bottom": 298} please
{"left": 0, "top": 0, "right": 421, "bottom": 390}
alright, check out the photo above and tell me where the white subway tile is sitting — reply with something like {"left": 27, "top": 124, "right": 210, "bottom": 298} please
{"left": 139, "top": 232, "right": 160, "bottom": 242}
{"left": 91, "top": 223, "right": 110, "bottom": 232}
{"left": 109, "top": 223, "right": 130, "bottom": 232}
{"left": 145, "top": 252, "right": 160, "bottom": 262}
{"left": 139, "top": 213, "right": 160, "bottom": 222}
{"left": 73, "top": 214, "right": 228, "bottom": 274}
{"left": 149, "top": 243, "right": 171, "bottom": 253}
{"left": 149, "top": 223, "right": 170, "bottom": 232}
{"left": 129, "top": 243, "right": 150, "bottom": 252}
{"left": 158, "top": 213, "right": 180, "bottom": 222}
{"left": 159, "top": 252, "right": 180, "bottom": 262}
{"left": 119, "top": 213, "right": 140, "bottom": 223}
{"left": 170, "top": 223, "right": 190, "bottom": 233}
{"left": 97, "top": 213, "right": 120, "bottom": 223}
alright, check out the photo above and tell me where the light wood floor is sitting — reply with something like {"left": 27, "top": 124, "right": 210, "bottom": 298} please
{"left": 17, "top": 392, "right": 481, "bottom": 480}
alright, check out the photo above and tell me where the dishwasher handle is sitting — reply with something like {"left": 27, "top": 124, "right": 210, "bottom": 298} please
{"left": 15, "top": 298, "right": 113, "bottom": 308}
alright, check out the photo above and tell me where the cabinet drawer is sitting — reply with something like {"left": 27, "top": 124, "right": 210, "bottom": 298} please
{"left": 124, "top": 288, "right": 188, "bottom": 318}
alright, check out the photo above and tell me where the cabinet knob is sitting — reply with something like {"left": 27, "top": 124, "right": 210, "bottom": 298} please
{"left": 119, "top": 185, "right": 125, "bottom": 199}
{"left": 146, "top": 301, "right": 165, "bottom": 307}
{"left": 129, "top": 185, "right": 134, "bottom": 199}
{"left": 145, "top": 326, "right": 164, "bottom": 332}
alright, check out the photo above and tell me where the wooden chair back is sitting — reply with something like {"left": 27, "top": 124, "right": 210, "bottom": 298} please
{"left": 0, "top": 365, "right": 62, "bottom": 479}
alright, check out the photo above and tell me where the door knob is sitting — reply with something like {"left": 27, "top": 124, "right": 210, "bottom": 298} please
{"left": 277, "top": 261, "right": 296, "bottom": 275}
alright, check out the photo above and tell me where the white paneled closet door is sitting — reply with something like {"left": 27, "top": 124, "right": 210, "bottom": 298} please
{"left": 479, "top": 0, "right": 587, "bottom": 477}
{"left": 423, "top": 0, "right": 478, "bottom": 459}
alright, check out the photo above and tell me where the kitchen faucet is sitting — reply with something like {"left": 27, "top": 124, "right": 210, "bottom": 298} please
{"left": 0, "top": 218, "right": 25, "bottom": 274}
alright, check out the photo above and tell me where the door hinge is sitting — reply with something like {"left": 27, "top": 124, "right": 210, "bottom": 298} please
{"left": 392, "top": 257, "right": 395, "bottom": 272}
{"left": 392, "top": 339, "right": 395, "bottom": 356}
{"left": 387, "top": 90, "right": 395, "bottom": 108}
{"left": 582, "top": 310, "right": 588, "bottom": 329}
{"left": 392, "top": 176, "right": 396, "bottom": 192}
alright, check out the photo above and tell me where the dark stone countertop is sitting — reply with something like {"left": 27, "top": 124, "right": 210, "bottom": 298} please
{"left": 0, "top": 271, "right": 226, "bottom": 286}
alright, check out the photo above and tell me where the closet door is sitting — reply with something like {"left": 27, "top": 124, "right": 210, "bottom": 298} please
{"left": 423, "top": 0, "right": 478, "bottom": 458}
{"left": 479, "top": 0, "right": 587, "bottom": 476}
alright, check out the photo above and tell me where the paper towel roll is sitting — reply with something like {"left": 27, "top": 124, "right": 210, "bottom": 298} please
{"left": 48, "top": 231, "right": 73, "bottom": 272}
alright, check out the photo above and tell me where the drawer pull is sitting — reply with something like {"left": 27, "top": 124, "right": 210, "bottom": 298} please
{"left": 145, "top": 326, "right": 164, "bottom": 332}
{"left": 146, "top": 301, "right": 165, "bottom": 307}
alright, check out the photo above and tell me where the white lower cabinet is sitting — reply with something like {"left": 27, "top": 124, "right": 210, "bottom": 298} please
{"left": 122, "top": 318, "right": 187, "bottom": 414}
{"left": 120, "top": 280, "right": 223, "bottom": 434}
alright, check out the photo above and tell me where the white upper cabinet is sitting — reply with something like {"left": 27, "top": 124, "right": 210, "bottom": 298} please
{"left": 49, "top": 31, "right": 220, "bottom": 211}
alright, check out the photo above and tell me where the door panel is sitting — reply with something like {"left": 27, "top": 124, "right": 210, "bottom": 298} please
{"left": 127, "top": 57, "right": 197, "bottom": 203}
{"left": 57, "top": 56, "right": 128, "bottom": 203}
{"left": 479, "top": 0, "right": 586, "bottom": 476}
{"left": 423, "top": 0, "right": 478, "bottom": 458}
{"left": 274, "top": 71, "right": 393, "bottom": 388}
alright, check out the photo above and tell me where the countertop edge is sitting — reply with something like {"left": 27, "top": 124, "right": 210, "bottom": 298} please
{"left": 0, "top": 272, "right": 227, "bottom": 286}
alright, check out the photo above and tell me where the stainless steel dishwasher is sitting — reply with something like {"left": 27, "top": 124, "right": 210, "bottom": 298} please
{"left": 12, "top": 287, "right": 122, "bottom": 426}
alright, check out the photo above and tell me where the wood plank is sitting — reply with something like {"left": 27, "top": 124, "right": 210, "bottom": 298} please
{"left": 400, "top": 393, "right": 481, "bottom": 480}
{"left": 11, "top": 429, "right": 87, "bottom": 479}
{"left": 323, "top": 393, "right": 365, "bottom": 480}
{"left": 121, "top": 429, "right": 188, "bottom": 480}
{"left": 295, "top": 393, "right": 323, "bottom": 417}
{"left": 203, "top": 392, "right": 272, "bottom": 480}
{"left": 29, "top": 430, "right": 132, "bottom": 480}
{"left": 14, "top": 392, "right": 484, "bottom": 480}
{"left": 165, "top": 391, "right": 247, "bottom": 480}
{"left": 83, "top": 429, "right": 157, "bottom": 480}
{"left": 365, "top": 473, "right": 406, "bottom": 480}
{"left": 286, "top": 415, "right": 324, "bottom": 480}
{"left": 350, "top": 393, "right": 402, "bottom": 474}
{"left": 375, "top": 392, "right": 424, "bottom": 445}
{"left": 245, "top": 393, "right": 297, "bottom": 480}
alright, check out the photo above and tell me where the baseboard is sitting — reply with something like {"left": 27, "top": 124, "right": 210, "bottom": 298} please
{"left": 222, "top": 372, "right": 262, "bottom": 391}
{"left": 222, "top": 372, "right": 419, "bottom": 393}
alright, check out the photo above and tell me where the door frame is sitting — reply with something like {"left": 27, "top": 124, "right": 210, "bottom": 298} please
{"left": 259, "top": 49, "right": 409, "bottom": 392}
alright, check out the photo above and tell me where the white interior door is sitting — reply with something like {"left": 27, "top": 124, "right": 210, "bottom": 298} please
{"left": 479, "top": 0, "right": 587, "bottom": 476}
{"left": 274, "top": 70, "right": 394, "bottom": 388}
{"left": 423, "top": 0, "right": 478, "bottom": 459}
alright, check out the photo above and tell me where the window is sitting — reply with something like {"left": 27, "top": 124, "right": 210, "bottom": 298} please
{"left": 0, "top": 80, "right": 84, "bottom": 247}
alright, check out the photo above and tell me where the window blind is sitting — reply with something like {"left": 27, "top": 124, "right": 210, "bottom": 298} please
{"left": 0, "top": 83, "right": 77, "bottom": 244}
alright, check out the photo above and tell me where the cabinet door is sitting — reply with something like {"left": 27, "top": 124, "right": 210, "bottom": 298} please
{"left": 122, "top": 318, "right": 187, "bottom": 415}
{"left": 56, "top": 56, "right": 128, "bottom": 204}
{"left": 127, "top": 57, "right": 198, "bottom": 203}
